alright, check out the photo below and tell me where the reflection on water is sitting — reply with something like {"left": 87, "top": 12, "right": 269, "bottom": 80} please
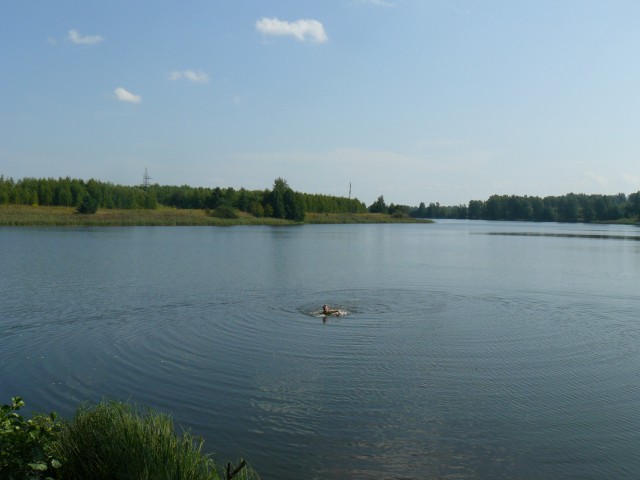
{"left": 484, "top": 231, "right": 640, "bottom": 241}
{"left": 1, "top": 223, "right": 640, "bottom": 479}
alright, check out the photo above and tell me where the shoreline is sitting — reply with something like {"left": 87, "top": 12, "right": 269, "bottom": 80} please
{"left": 1, "top": 205, "right": 635, "bottom": 227}
{"left": 0, "top": 205, "right": 432, "bottom": 227}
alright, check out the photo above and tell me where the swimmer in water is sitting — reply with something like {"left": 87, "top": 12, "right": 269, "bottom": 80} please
{"left": 322, "top": 304, "right": 341, "bottom": 316}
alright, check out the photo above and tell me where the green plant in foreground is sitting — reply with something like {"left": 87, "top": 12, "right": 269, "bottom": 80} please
{"left": 0, "top": 396, "right": 62, "bottom": 480}
{"left": 2, "top": 397, "right": 258, "bottom": 480}
{"left": 53, "top": 399, "right": 258, "bottom": 480}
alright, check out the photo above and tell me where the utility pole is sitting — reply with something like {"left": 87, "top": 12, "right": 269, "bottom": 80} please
{"left": 142, "top": 168, "right": 151, "bottom": 188}
{"left": 349, "top": 182, "right": 351, "bottom": 200}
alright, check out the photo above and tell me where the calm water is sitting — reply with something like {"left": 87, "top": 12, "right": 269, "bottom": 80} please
{"left": 2, "top": 221, "right": 640, "bottom": 479}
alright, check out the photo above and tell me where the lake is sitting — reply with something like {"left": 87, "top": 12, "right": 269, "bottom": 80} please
{"left": 2, "top": 220, "right": 640, "bottom": 479}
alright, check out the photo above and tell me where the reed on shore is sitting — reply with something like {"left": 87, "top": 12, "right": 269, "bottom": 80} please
{"left": 0, "top": 205, "right": 430, "bottom": 226}
{"left": 52, "top": 400, "right": 258, "bottom": 480}
{"left": 0, "top": 205, "right": 292, "bottom": 227}
{"left": 1, "top": 396, "right": 258, "bottom": 480}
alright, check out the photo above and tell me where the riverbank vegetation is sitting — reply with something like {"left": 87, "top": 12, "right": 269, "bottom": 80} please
{"left": 0, "top": 206, "right": 429, "bottom": 227}
{"left": 2, "top": 174, "right": 637, "bottom": 225}
{"left": 0, "top": 205, "right": 296, "bottom": 227}
{"left": 0, "top": 176, "right": 366, "bottom": 223}
{"left": 0, "top": 175, "right": 430, "bottom": 226}
{"left": 307, "top": 211, "right": 430, "bottom": 224}
{"left": 409, "top": 192, "right": 640, "bottom": 223}
{"left": 0, "top": 396, "right": 257, "bottom": 480}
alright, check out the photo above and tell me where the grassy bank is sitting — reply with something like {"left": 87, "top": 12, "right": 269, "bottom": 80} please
{"left": 0, "top": 205, "right": 431, "bottom": 226}
{"left": 0, "top": 205, "right": 292, "bottom": 226}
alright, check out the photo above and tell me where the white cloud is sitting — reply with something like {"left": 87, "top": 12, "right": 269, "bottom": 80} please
{"left": 68, "top": 29, "right": 104, "bottom": 45}
{"left": 113, "top": 87, "right": 141, "bottom": 104}
{"left": 168, "top": 70, "right": 210, "bottom": 84}
{"left": 583, "top": 170, "right": 609, "bottom": 188}
{"left": 354, "top": 0, "right": 396, "bottom": 6}
{"left": 413, "top": 138, "right": 468, "bottom": 150}
{"left": 255, "top": 17, "right": 328, "bottom": 43}
{"left": 621, "top": 173, "right": 639, "bottom": 187}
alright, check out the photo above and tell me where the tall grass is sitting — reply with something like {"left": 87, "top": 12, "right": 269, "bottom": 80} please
{"left": 53, "top": 400, "right": 258, "bottom": 480}
{"left": 0, "top": 206, "right": 291, "bottom": 227}
{"left": 0, "top": 205, "right": 431, "bottom": 226}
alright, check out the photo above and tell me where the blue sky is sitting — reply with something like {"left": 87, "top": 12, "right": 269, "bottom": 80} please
{"left": 2, "top": 1, "right": 639, "bottom": 206}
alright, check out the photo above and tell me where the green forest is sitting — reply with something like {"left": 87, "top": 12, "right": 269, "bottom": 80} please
{"left": 0, "top": 176, "right": 367, "bottom": 221}
{"left": 408, "top": 192, "right": 640, "bottom": 223}
{"left": 1, "top": 175, "right": 639, "bottom": 223}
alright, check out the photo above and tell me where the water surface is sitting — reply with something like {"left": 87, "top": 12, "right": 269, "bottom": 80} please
{"left": 2, "top": 221, "right": 639, "bottom": 479}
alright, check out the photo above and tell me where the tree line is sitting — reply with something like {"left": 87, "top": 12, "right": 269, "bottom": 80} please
{"left": 408, "top": 192, "right": 640, "bottom": 222}
{"left": 0, "top": 176, "right": 159, "bottom": 210}
{"left": 0, "top": 175, "right": 366, "bottom": 221}
{"left": 4, "top": 175, "right": 637, "bottom": 223}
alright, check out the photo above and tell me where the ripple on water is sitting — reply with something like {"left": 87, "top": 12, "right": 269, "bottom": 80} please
{"left": 5, "top": 284, "right": 640, "bottom": 479}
